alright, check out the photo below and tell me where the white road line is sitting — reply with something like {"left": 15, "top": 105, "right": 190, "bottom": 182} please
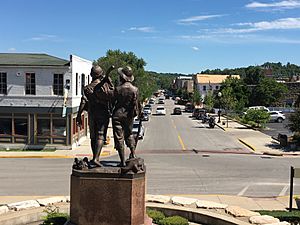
{"left": 238, "top": 185, "right": 250, "bottom": 196}
{"left": 279, "top": 185, "right": 289, "bottom": 196}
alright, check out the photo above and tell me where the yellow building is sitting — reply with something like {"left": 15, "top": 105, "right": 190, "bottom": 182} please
{"left": 193, "top": 74, "right": 240, "bottom": 98}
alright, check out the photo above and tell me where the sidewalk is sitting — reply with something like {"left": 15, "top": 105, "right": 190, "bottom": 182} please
{"left": 0, "top": 127, "right": 117, "bottom": 159}
{"left": 0, "top": 194, "right": 295, "bottom": 211}
{"left": 216, "top": 116, "right": 300, "bottom": 156}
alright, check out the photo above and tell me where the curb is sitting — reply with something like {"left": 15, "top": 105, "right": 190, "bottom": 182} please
{"left": 238, "top": 139, "right": 256, "bottom": 152}
{"left": 0, "top": 149, "right": 117, "bottom": 159}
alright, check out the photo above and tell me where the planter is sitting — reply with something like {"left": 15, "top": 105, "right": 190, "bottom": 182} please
{"left": 295, "top": 198, "right": 300, "bottom": 209}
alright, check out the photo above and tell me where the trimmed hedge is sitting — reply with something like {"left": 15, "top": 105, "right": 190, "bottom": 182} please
{"left": 159, "top": 216, "right": 189, "bottom": 225}
{"left": 146, "top": 209, "right": 189, "bottom": 225}
{"left": 257, "top": 210, "right": 300, "bottom": 225}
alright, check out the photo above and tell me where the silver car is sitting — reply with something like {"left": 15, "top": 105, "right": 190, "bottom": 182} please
{"left": 269, "top": 111, "right": 286, "bottom": 123}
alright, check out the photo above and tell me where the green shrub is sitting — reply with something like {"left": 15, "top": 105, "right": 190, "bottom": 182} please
{"left": 42, "top": 205, "right": 69, "bottom": 225}
{"left": 146, "top": 209, "right": 165, "bottom": 224}
{"left": 243, "top": 109, "right": 270, "bottom": 127}
{"left": 257, "top": 210, "right": 300, "bottom": 225}
{"left": 158, "top": 215, "right": 189, "bottom": 225}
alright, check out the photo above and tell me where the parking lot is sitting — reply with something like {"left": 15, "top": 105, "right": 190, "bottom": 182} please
{"left": 262, "top": 113, "right": 294, "bottom": 138}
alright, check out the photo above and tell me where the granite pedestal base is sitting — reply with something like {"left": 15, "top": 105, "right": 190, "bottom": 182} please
{"left": 68, "top": 167, "right": 146, "bottom": 225}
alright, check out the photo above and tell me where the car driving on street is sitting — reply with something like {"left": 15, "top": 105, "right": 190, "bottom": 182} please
{"left": 173, "top": 107, "right": 182, "bottom": 115}
{"left": 156, "top": 106, "right": 166, "bottom": 115}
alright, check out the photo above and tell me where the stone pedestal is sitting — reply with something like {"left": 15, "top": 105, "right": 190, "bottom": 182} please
{"left": 68, "top": 167, "right": 146, "bottom": 225}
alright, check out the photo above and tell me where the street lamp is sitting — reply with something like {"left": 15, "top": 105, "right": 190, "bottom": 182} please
{"left": 217, "top": 92, "right": 222, "bottom": 123}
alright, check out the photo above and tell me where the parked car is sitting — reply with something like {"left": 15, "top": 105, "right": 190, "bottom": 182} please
{"left": 141, "top": 112, "right": 149, "bottom": 121}
{"left": 149, "top": 99, "right": 155, "bottom": 104}
{"left": 144, "top": 104, "right": 152, "bottom": 110}
{"left": 185, "top": 103, "right": 194, "bottom": 112}
{"left": 269, "top": 111, "right": 286, "bottom": 123}
{"left": 248, "top": 106, "right": 270, "bottom": 112}
{"left": 196, "top": 109, "right": 207, "bottom": 120}
{"left": 173, "top": 107, "right": 182, "bottom": 115}
{"left": 158, "top": 99, "right": 165, "bottom": 104}
{"left": 143, "top": 106, "right": 151, "bottom": 115}
{"left": 132, "top": 120, "right": 145, "bottom": 139}
{"left": 156, "top": 106, "right": 166, "bottom": 115}
{"left": 192, "top": 108, "right": 206, "bottom": 118}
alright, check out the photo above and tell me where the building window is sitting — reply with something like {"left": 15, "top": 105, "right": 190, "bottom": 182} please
{"left": 81, "top": 73, "right": 85, "bottom": 94}
{"left": 52, "top": 119, "right": 66, "bottom": 136}
{"left": 37, "top": 118, "right": 50, "bottom": 136}
{"left": 76, "top": 73, "right": 78, "bottom": 95}
{"left": 53, "top": 74, "right": 64, "bottom": 95}
{"left": 14, "top": 118, "right": 28, "bottom": 136}
{"left": 0, "top": 72, "right": 7, "bottom": 94}
{"left": 25, "top": 73, "right": 36, "bottom": 95}
{"left": 0, "top": 118, "right": 12, "bottom": 135}
{"left": 203, "top": 85, "right": 206, "bottom": 91}
{"left": 216, "top": 86, "right": 219, "bottom": 90}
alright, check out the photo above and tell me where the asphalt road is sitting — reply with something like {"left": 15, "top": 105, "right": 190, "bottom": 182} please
{"left": 262, "top": 113, "right": 294, "bottom": 138}
{"left": 137, "top": 100, "right": 248, "bottom": 153}
{"left": 1, "top": 99, "right": 299, "bottom": 197}
{"left": 1, "top": 154, "right": 300, "bottom": 197}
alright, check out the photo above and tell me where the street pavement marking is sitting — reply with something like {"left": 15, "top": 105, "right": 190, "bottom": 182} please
{"left": 238, "top": 185, "right": 250, "bottom": 196}
{"left": 178, "top": 135, "right": 186, "bottom": 151}
{"left": 171, "top": 119, "right": 176, "bottom": 129}
{"left": 279, "top": 185, "right": 289, "bottom": 196}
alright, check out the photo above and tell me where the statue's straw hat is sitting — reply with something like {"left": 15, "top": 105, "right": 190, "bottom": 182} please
{"left": 117, "top": 66, "right": 134, "bottom": 82}
{"left": 91, "top": 65, "right": 104, "bottom": 78}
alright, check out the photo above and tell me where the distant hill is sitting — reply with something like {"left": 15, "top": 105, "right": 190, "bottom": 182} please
{"left": 200, "top": 62, "right": 300, "bottom": 78}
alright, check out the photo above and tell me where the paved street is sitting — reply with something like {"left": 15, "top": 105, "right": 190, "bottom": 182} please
{"left": 0, "top": 99, "right": 299, "bottom": 198}
{"left": 137, "top": 99, "right": 248, "bottom": 153}
{"left": 1, "top": 153, "right": 300, "bottom": 197}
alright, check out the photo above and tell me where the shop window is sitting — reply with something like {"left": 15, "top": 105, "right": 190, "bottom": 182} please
{"left": 53, "top": 74, "right": 64, "bottom": 96}
{"left": 203, "top": 85, "right": 206, "bottom": 91}
{"left": 0, "top": 72, "right": 7, "bottom": 94}
{"left": 14, "top": 118, "right": 27, "bottom": 136}
{"left": 25, "top": 73, "right": 36, "bottom": 95}
{"left": 37, "top": 119, "right": 50, "bottom": 136}
{"left": 0, "top": 118, "right": 12, "bottom": 135}
{"left": 52, "top": 119, "right": 66, "bottom": 136}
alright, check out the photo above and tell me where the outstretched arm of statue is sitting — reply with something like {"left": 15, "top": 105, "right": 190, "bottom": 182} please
{"left": 76, "top": 96, "right": 88, "bottom": 128}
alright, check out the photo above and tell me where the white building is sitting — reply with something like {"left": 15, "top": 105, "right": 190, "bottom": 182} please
{"left": 0, "top": 53, "right": 92, "bottom": 149}
{"left": 193, "top": 74, "right": 240, "bottom": 99}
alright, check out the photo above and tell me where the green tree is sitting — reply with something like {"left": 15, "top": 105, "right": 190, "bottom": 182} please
{"left": 193, "top": 90, "right": 202, "bottom": 105}
{"left": 242, "top": 109, "right": 270, "bottom": 128}
{"left": 221, "top": 77, "right": 250, "bottom": 112}
{"left": 95, "top": 49, "right": 157, "bottom": 101}
{"left": 287, "top": 109, "right": 300, "bottom": 134}
{"left": 250, "top": 78, "right": 288, "bottom": 106}
{"left": 219, "top": 85, "right": 237, "bottom": 112}
{"left": 204, "top": 91, "right": 214, "bottom": 111}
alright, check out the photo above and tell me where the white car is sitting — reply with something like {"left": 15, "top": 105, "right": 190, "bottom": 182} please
{"left": 156, "top": 106, "right": 166, "bottom": 115}
{"left": 132, "top": 121, "right": 145, "bottom": 139}
{"left": 269, "top": 111, "right": 286, "bottom": 123}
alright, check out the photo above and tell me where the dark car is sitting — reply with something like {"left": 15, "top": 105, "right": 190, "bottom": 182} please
{"left": 185, "top": 103, "right": 194, "bottom": 112}
{"left": 173, "top": 107, "right": 182, "bottom": 115}
{"left": 141, "top": 112, "right": 149, "bottom": 121}
{"left": 192, "top": 108, "right": 206, "bottom": 118}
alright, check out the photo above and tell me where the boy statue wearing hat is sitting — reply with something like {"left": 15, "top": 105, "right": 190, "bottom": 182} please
{"left": 76, "top": 65, "right": 114, "bottom": 167}
{"left": 112, "top": 66, "right": 142, "bottom": 167}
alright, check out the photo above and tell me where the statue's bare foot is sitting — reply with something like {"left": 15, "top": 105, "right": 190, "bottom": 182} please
{"left": 129, "top": 153, "right": 137, "bottom": 159}
{"left": 90, "top": 160, "right": 102, "bottom": 167}
{"left": 117, "top": 162, "right": 126, "bottom": 167}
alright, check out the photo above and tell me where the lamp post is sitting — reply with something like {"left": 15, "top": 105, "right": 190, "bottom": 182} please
{"left": 217, "top": 92, "right": 222, "bottom": 123}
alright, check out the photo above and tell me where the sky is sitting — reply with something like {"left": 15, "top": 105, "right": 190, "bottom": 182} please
{"left": 1, "top": 0, "right": 300, "bottom": 74}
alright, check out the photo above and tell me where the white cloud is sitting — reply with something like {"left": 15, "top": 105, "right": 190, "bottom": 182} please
{"left": 128, "top": 27, "right": 155, "bottom": 33}
{"left": 177, "top": 15, "right": 224, "bottom": 25}
{"left": 246, "top": 0, "right": 300, "bottom": 10}
{"left": 27, "top": 34, "right": 58, "bottom": 41}
{"left": 192, "top": 46, "right": 200, "bottom": 51}
{"left": 8, "top": 48, "right": 16, "bottom": 52}
{"left": 212, "top": 17, "right": 300, "bottom": 34}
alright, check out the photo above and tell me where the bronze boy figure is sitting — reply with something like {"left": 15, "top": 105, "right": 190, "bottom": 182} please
{"left": 112, "top": 66, "right": 141, "bottom": 167}
{"left": 76, "top": 65, "right": 114, "bottom": 167}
